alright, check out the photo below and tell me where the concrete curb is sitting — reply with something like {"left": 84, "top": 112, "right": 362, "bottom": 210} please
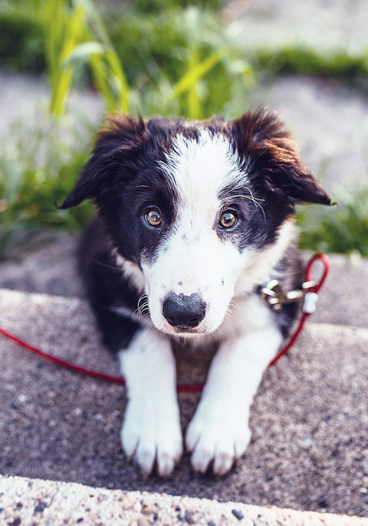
{"left": 1, "top": 474, "right": 367, "bottom": 526}
{"left": 2, "top": 289, "right": 368, "bottom": 516}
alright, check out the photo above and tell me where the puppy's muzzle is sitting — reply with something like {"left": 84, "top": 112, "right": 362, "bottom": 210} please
{"left": 163, "top": 293, "right": 206, "bottom": 329}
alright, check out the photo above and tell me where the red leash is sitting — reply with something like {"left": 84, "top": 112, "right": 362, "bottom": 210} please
{"left": 268, "top": 253, "right": 330, "bottom": 367}
{"left": 0, "top": 253, "right": 329, "bottom": 392}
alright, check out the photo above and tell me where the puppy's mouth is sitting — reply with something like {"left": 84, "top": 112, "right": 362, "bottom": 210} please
{"left": 169, "top": 325, "right": 208, "bottom": 336}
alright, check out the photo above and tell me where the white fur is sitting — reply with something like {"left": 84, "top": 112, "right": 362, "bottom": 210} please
{"left": 142, "top": 210, "right": 294, "bottom": 338}
{"left": 119, "top": 329, "right": 183, "bottom": 477}
{"left": 115, "top": 253, "right": 145, "bottom": 293}
{"left": 162, "top": 131, "right": 248, "bottom": 208}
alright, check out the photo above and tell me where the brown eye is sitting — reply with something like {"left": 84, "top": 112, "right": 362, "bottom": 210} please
{"left": 220, "top": 211, "right": 237, "bottom": 229}
{"left": 145, "top": 209, "right": 162, "bottom": 227}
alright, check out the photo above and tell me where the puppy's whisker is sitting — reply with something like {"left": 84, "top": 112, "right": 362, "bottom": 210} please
{"left": 137, "top": 294, "right": 149, "bottom": 316}
{"left": 133, "top": 304, "right": 149, "bottom": 318}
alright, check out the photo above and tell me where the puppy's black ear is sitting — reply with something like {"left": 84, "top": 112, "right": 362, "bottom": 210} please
{"left": 60, "top": 114, "right": 146, "bottom": 209}
{"left": 234, "top": 109, "right": 331, "bottom": 206}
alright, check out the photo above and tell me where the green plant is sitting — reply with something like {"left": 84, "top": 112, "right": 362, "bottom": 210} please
{"left": 0, "top": 113, "right": 94, "bottom": 259}
{"left": 0, "top": 1, "right": 254, "bottom": 119}
{"left": 0, "top": 12, "right": 44, "bottom": 72}
{"left": 0, "top": 0, "right": 44, "bottom": 72}
{"left": 257, "top": 46, "right": 368, "bottom": 92}
{"left": 133, "top": 0, "right": 223, "bottom": 14}
{"left": 297, "top": 187, "right": 368, "bottom": 256}
{"left": 0, "top": 0, "right": 130, "bottom": 115}
{"left": 42, "top": 0, "right": 130, "bottom": 115}
{"left": 109, "top": 7, "right": 254, "bottom": 119}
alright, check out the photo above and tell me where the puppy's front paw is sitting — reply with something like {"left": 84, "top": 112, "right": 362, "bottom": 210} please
{"left": 121, "top": 399, "right": 183, "bottom": 477}
{"left": 185, "top": 405, "right": 251, "bottom": 476}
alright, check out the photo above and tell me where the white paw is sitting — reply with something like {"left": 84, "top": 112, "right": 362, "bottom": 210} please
{"left": 121, "top": 399, "right": 183, "bottom": 477}
{"left": 185, "top": 405, "right": 251, "bottom": 476}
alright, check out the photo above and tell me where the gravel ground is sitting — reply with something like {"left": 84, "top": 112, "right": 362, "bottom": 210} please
{"left": 1, "top": 289, "right": 368, "bottom": 517}
{"left": 241, "top": 0, "right": 368, "bottom": 52}
{"left": 0, "top": 233, "right": 84, "bottom": 298}
{"left": 262, "top": 76, "right": 368, "bottom": 192}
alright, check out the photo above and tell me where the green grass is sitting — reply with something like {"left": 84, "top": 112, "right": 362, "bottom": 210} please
{"left": 2, "top": 5, "right": 368, "bottom": 94}
{"left": 0, "top": 11, "right": 44, "bottom": 72}
{"left": 0, "top": 114, "right": 94, "bottom": 260}
{"left": 257, "top": 46, "right": 368, "bottom": 92}
{"left": 107, "top": 7, "right": 254, "bottom": 119}
{"left": 297, "top": 189, "right": 368, "bottom": 257}
{"left": 132, "top": 0, "right": 222, "bottom": 13}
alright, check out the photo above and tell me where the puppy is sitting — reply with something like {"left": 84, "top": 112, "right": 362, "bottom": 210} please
{"left": 61, "top": 109, "right": 331, "bottom": 477}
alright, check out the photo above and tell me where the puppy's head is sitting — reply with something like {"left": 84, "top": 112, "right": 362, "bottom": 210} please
{"left": 61, "top": 110, "right": 331, "bottom": 338}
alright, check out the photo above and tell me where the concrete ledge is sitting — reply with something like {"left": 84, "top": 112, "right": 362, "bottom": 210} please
{"left": 1, "top": 474, "right": 367, "bottom": 526}
{"left": 1, "top": 289, "right": 368, "bottom": 517}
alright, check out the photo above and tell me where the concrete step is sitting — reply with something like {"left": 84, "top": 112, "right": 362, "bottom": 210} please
{"left": 308, "top": 252, "right": 368, "bottom": 328}
{"left": 1, "top": 288, "right": 368, "bottom": 518}
{"left": 0, "top": 235, "right": 367, "bottom": 328}
{"left": 1, "top": 474, "right": 367, "bottom": 526}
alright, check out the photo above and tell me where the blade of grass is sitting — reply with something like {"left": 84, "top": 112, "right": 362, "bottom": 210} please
{"left": 105, "top": 49, "right": 130, "bottom": 113}
{"left": 171, "top": 46, "right": 230, "bottom": 99}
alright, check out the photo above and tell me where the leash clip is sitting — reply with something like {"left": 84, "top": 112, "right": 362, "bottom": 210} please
{"left": 261, "top": 279, "right": 316, "bottom": 311}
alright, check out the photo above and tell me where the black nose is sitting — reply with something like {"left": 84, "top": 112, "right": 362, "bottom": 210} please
{"left": 163, "top": 293, "right": 206, "bottom": 329}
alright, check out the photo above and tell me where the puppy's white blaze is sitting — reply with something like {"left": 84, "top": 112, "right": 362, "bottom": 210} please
{"left": 145, "top": 218, "right": 295, "bottom": 338}
{"left": 162, "top": 131, "right": 247, "bottom": 211}
{"left": 143, "top": 132, "right": 251, "bottom": 335}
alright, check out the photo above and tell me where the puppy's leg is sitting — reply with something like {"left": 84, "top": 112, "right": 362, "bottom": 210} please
{"left": 119, "top": 329, "right": 182, "bottom": 477}
{"left": 186, "top": 325, "right": 282, "bottom": 475}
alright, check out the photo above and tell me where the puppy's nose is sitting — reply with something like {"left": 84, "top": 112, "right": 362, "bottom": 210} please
{"left": 163, "top": 293, "right": 206, "bottom": 329}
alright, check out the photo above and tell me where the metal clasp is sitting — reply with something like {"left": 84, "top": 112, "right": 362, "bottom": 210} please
{"left": 261, "top": 279, "right": 316, "bottom": 311}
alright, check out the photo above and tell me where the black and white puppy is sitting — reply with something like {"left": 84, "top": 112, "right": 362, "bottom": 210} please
{"left": 61, "top": 109, "right": 331, "bottom": 477}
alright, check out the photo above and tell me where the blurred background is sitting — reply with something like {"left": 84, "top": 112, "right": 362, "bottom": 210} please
{"left": 0, "top": 0, "right": 368, "bottom": 263}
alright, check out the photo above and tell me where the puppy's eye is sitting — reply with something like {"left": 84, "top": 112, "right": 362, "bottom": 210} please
{"left": 220, "top": 211, "right": 237, "bottom": 229}
{"left": 145, "top": 209, "right": 162, "bottom": 227}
